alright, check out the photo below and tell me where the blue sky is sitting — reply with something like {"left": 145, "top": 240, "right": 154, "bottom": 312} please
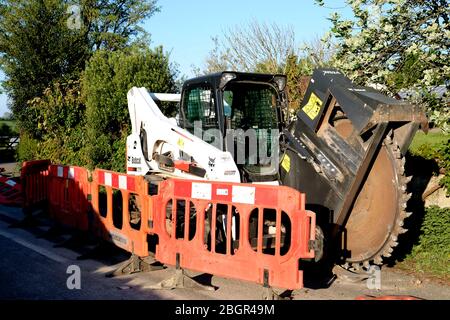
{"left": 0, "top": 0, "right": 351, "bottom": 117}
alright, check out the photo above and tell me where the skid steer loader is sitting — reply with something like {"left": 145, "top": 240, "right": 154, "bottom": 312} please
{"left": 125, "top": 69, "right": 427, "bottom": 268}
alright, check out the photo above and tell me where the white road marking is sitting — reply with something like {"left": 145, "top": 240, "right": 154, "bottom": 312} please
{"left": 0, "top": 229, "right": 69, "bottom": 264}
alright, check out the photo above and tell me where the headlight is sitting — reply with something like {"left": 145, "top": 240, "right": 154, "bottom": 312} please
{"left": 274, "top": 76, "right": 286, "bottom": 91}
{"left": 220, "top": 72, "right": 236, "bottom": 88}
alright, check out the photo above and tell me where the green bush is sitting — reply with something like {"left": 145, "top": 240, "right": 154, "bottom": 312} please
{"left": 15, "top": 45, "right": 177, "bottom": 172}
{"left": 82, "top": 45, "right": 177, "bottom": 172}
{"left": 439, "top": 141, "right": 450, "bottom": 194}
{"left": 415, "top": 206, "right": 450, "bottom": 251}
{"left": 17, "top": 80, "right": 88, "bottom": 166}
{"left": 17, "top": 132, "right": 39, "bottom": 162}
{"left": 409, "top": 132, "right": 450, "bottom": 195}
{"left": 0, "top": 123, "right": 14, "bottom": 136}
{"left": 403, "top": 206, "right": 450, "bottom": 279}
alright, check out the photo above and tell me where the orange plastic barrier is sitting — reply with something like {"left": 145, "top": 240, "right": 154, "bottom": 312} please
{"left": 21, "top": 160, "right": 316, "bottom": 290}
{"left": 90, "top": 169, "right": 149, "bottom": 257}
{"left": 151, "top": 179, "right": 315, "bottom": 290}
{"left": 47, "top": 164, "right": 90, "bottom": 231}
{"left": 21, "top": 160, "right": 50, "bottom": 211}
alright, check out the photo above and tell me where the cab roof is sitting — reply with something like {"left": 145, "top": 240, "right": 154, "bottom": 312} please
{"left": 182, "top": 71, "right": 286, "bottom": 91}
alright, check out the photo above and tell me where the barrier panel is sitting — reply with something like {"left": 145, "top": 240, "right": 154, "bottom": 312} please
{"left": 150, "top": 179, "right": 315, "bottom": 290}
{"left": 21, "top": 160, "right": 50, "bottom": 211}
{"left": 20, "top": 160, "right": 316, "bottom": 291}
{"left": 0, "top": 175, "right": 22, "bottom": 206}
{"left": 47, "top": 164, "right": 90, "bottom": 231}
{"left": 90, "top": 169, "right": 149, "bottom": 257}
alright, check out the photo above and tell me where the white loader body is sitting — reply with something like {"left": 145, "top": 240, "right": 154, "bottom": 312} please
{"left": 125, "top": 87, "right": 240, "bottom": 183}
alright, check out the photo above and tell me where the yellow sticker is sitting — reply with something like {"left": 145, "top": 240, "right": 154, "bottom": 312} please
{"left": 302, "top": 92, "right": 322, "bottom": 120}
{"left": 177, "top": 138, "right": 185, "bottom": 149}
{"left": 281, "top": 154, "right": 291, "bottom": 172}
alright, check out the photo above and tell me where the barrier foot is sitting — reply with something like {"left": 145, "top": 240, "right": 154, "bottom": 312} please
{"left": 147, "top": 269, "right": 215, "bottom": 291}
{"left": 262, "top": 286, "right": 289, "bottom": 300}
{"left": 107, "top": 254, "right": 164, "bottom": 277}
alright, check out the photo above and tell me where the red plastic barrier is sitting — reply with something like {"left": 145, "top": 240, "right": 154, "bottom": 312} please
{"left": 90, "top": 169, "right": 149, "bottom": 257}
{"left": 47, "top": 164, "right": 90, "bottom": 231}
{"left": 21, "top": 160, "right": 50, "bottom": 210}
{"left": 356, "top": 295, "right": 423, "bottom": 300}
{"left": 151, "top": 179, "right": 315, "bottom": 290}
{"left": 0, "top": 175, "right": 22, "bottom": 206}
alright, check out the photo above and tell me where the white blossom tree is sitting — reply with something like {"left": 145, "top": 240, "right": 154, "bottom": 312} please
{"left": 317, "top": 0, "right": 449, "bottom": 129}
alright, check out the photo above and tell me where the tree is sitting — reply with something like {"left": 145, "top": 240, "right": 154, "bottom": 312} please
{"left": 284, "top": 54, "right": 315, "bottom": 115}
{"left": 198, "top": 21, "right": 336, "bottom": 112}
{"left": 201, "top": 20, "right": 298, "bottom": 74}
{"left": 0, "top": 0, "right": 89, "bottom": 133}
{"left": 301, "top": 35, "right": 337, "bottom": 71}
{"left": 0, "top": 0, "right": 159, "bottom": 135}
{"left": 80, "top": 0, "right": 159, "bottom": 51}
{"left": 317, "top": 0, "right": 449, "bottom": 117}
{"left": 82, "top": 46, "right": 176, "bottom": 171}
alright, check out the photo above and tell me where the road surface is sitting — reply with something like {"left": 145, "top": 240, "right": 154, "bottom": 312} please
{"left": 0, "top": 204, "right": 449, "bottom": 300}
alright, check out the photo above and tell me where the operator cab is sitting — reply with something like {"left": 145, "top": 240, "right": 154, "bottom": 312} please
{"left": 179, "top": 71, "right": 287, "bottom": 183}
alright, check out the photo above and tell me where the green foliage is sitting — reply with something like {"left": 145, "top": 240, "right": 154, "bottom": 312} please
{"left": 415, "top": 206, "right": 450, "bottom": 251}
{"left": 409, "top": 134, "right": 447, "bottom": 162}
{"left": 17, "top": 80, "right": 88, "bottom": 166}
{"left": 281, "top": 51, "right": 337, "bottom": 116}
{"left": 439, "top": 141, "right": 450, "bottom": 194}
{"left": 16, "top": 131, "right": 38, "bottom": 162}
{"left": 284, "top": 55, "right": 303, "bottom": 113}
{"left": 409, "top": 131, "right": 450, "bottom": 195}
{"left": 284, "top": 54, "right": 315, "bottom": 114}
{"left": 15, "top": 44, "right": 176, "bottom": 172}
{"left": 409, "top": 132, "right": 450, "bottom": 156}
{"left": 429, "top": 107, "right": 450, "bottom": 134}
{"left": 0, "top": 0, "right": 89, "bottom": 134}
{"left": 28, "top": 80, "right": 85, "bottom": 139}
{"left": 0, "top": 122, "right": 14, "bottom": 135}
{"left": 386, "top": 54, "right": 425, "bottom": 91}
{"left": 0, "top": 0, "right": 159, "bottom": 137}
{"left": 81, "top": 0, "right": 159, "bottom": 51}
{"left": 403, "top": 206, "right": 450, "bottom": 279}
{"left": 0, "top": 0, "right": 166, "bottom": 170}
{"left": 82, "top": 46, "right": 176, "bottom": 172}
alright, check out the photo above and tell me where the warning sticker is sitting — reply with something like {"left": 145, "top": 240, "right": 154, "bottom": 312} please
{"left": 216, "top": 188, "right": 229, "bottom": 196}
{"left": 232, "top": 185, "right": 255, "bottom": 204}
{"left": 191, "top": 182, "right": 212, "bottom": 200}
{"left": 281, "top": 154, "right": 291, "bottom": 172}
{"left": 5, "top": 180, "right": 16, "bottom": 187}
{"left": 302, "top": 92, "right": 322, "bottom": 120}
{"left": 177, "top": 138, "right": 185, "bottom": 149}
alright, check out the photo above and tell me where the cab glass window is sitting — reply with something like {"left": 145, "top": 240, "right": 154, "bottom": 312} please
{"left": 182, "top": 86, "right": 218, "bottom": 135}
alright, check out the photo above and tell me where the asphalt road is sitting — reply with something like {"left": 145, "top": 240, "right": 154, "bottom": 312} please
{"left": 0, "top": 204, "right": 449, "bottom": 300}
